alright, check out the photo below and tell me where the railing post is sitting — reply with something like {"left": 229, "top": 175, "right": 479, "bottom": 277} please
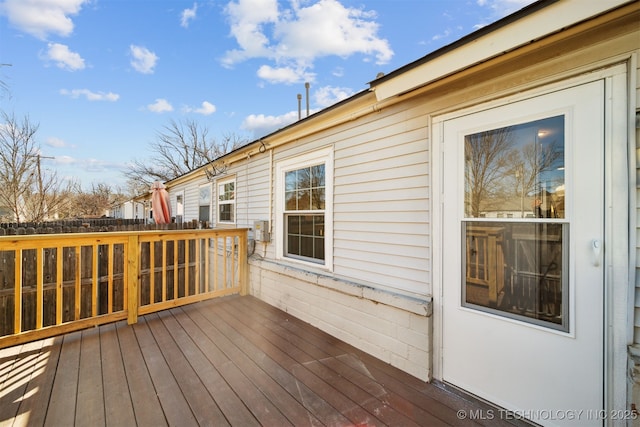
{"left": 14, "top": 249, "right": 22, "bottom": 334}
{"left": 238, "top": 229, "right": 248, "bottom": 296}
{"left": 127, "top": 234, "right": 139, "bottom": 325}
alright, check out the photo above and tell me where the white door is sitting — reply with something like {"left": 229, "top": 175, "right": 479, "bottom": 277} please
{"left": 440, "top": 81, "right": 604, "bottom": 426}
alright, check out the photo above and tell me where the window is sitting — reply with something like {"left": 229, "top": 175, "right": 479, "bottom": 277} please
{"left": 217, "top": 177, "right": 235, "bottom": 223}
{"left": 276, "top": 147, "right": 333, "bottom": 269}
{"left": 175, "top": 193, "right": 184, "bottom": 223}
{"left": 462, "top": 115, "right": 568, "bottom": 331}
{"left": 199, "top": 184, "right": 211, "bottom": 222}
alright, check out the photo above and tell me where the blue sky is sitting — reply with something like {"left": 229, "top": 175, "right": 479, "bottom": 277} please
{"left": 0, "top": 0, "right": 535, "bottom": 189}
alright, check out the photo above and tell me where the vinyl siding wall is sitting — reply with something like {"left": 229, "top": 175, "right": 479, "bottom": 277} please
{"left": 246, "top": 96, "right": 433, "bottom": 380}
{"left": 244, "top": 101, "right": 431, "bottom": 298}
{"left": 166, "top": 2, "right": 639, "bottom": 383}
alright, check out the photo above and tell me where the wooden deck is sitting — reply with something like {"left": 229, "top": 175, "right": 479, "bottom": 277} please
{"left": 1, "top": 295, "right": 527, "bottom": 427}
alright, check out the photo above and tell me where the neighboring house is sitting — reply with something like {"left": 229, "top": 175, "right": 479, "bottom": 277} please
{"left": 163, "top": 1, "right": 639, "bottom": 425}
{"left": 109, "top": 199, "right": 145, "bottom": 220}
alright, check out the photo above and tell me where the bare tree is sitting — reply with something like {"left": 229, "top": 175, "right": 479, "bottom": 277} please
{"left": 124, "top": 119, "right": 246, "bottom": 187}
{"left": 0, "top": 111, "right": 74, "bottom": 223}
{"left": 507, "top": 139, "right": 563, "bottom": 217}
{"left": 465, "top": 126, "right": 516, "bottom": 217}
{"left": 68, "top": 183, "right": 115, "bottom": 217}
{"left": 0, "top": 111, "right": 38, "bottom": 222}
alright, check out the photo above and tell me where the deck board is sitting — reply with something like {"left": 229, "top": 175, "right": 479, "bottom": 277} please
{"left": 44, "top": 331, "right": 81, "bottom": 427}
{"left": 221, "top": 296, "right": 445, "bottom": 427}
{"left": 114, "top": 320, "right": 167, "bottom": 427}
{"left": 0, "top": 295, "right": 529, "bottom": 426}
{"left": 76, "top": 327, "right": 105, "bottom": 427}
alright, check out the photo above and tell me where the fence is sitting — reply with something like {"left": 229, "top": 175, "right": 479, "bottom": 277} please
{"left": 0, "top": 228, "right": 248, "bottom": 348}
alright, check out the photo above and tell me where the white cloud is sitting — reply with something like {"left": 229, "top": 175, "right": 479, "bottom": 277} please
{"left": 147, "top": 98, "right": 173, "bottom": 113}
{"left": 44, "top": 43, "right": 85, "bottom": 71}
{"left": 53, "top": 155, "right": 76, "bottom": 165}
{"left": 0, "top": 0, "right": 89, "bottom": 40}
{"left": 60, "top": 89, "right": 119, "bottom": 101}
{"left": 332, "top": 67, "right": 344, "bottom": 78}
{"left": 181, "top": 3, "right": 198, "bottom": 28}
{"left": 432, "top": 28, "right": 452, "bottom": 42}
{"left": 222, "top": 0, "right": 393, "bottom": 84}
{"left": 184, "top": 101, "right": 217, "bottom": 115}
{"left": 274, "top": 0, "right": 392, "bottom": 63}
{"left": 313, "top": 85, "right": 354, "bottom": 108}
{"left": 45, "top": 137, "right": 73, "bottom": 148}
{"left": 129, "top": 45, "right": 158, "bottom": 74}
{"left": 256, "top": 65, "right": 314, "bottom": 85}
{"left": 222, "top": 0, "right": 278, "bottom": 66}
{"left": 53, "top": 155, "right": 126, "bottom": 173}
{"left": 241, "top": 110, "right": 299, "bottom": 137}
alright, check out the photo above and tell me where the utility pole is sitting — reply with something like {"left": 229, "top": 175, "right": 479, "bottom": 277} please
{"left": 35, "top": 154, "right": 55, "bottom": 219}
{"left": 36, "top": 154, "right": 55, "bottom": 194}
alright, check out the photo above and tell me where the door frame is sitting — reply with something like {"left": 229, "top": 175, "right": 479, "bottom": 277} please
{"left": 430, "top": 62, "right": 631, "bottom": 415}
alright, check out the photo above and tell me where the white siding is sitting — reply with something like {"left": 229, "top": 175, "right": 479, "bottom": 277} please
{"left": 333, "top": 103, "right": 430, "bottom": 296}
{"left": 169, "top": 176, "right": 209, "bottom": 224}
{"left": 255, "top": 99, "right": 431, "bottom": 297}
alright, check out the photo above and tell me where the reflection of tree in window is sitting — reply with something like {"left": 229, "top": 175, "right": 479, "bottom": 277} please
{"left": 285, "top": 165, "right": 325, "bottom": 211}
{"left": 465, "top": 116, "right": 564, "bottom": 218}
{"left": 465, "top": 126, "right": 515, "bottom": 218}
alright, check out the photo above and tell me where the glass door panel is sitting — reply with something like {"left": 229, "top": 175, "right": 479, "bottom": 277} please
{"left": 462, "top": 116, "right": 567, "bottom": 331}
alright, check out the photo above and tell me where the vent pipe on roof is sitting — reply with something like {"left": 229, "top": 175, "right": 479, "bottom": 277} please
{"left": 305, "top": 82, "right": 310, "bottom": 117}
{"left": 297, "top": 93, "right": 302, "bottom": 120}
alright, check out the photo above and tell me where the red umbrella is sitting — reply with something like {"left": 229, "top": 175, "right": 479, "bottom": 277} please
{"left": 151, "top": 181, "right": 171, "bottom": 224}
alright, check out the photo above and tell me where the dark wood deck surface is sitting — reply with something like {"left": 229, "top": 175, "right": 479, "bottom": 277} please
{"left": 0, "top": 295, "right": 527, "bottom": 426}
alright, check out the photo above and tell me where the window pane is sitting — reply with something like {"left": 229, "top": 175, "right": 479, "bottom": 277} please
{"left": 311, "top": 188, "right": 325, "bottom": 210}
{"left": 300, "top": 237, "right": 314, "bottom": 258}
{"left": 314, "top": 237, "right": 325, "bottom": 260}
{"left": 462, "top": 221, "right": 567, "bottom": 330}
{"left": 288, "top": 234, "right": 299, "bottom": 255}
{"left": 199, "top": 205, "right": 209, "bottom": 222}
{"left": 464, "top": 116, "right": 564, "bottom": 219}
{"left": 313, "top": 215, "right": 324, "bottom": 237}
{"left": 297, "top": 189, "right": 311, "bottom": 210}
{"left": 285, "top": 171, "right": 297, "bottom": 192}
{"left": 299, "top": 215, "right": 314, "bottom": 235}
{"left": 199, "top": 186, "right": 210, "bottom": 204}
{"left": 285, "top": 214, "right": 325, "bottom": 262}
{"left": 311, "top": 164, "right": 325, "bottom": 187}
{"left": 219, "top": 204, "right": 234, "bottom": 222}
{"left": 284, "top": 164, "right": 325, "bottom": 212}
{"left": 219, "top": 182, "right": 235, "bottom": 201}
{"left": 285, "top": 191, "right": 297, "bottom": 210}
{"left": 287, "top": 215, "right": 300, "bottom": 234}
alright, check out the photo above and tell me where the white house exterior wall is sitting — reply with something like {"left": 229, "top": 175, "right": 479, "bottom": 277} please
{"left": 250, "top": 1, "right": 640, "bottom": 404}
{"left": 169, "top": 177, "right": 208, "bottom": 224}
{"left": 245, "top": 97, "right": 433, "bottom": 380}
{"left": 163, "top": 0, "right": 640, "bottom": 413}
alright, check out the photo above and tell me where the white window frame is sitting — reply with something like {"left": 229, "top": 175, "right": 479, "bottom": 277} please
{"left": 275, "top": 146, "right": 333, "bottom": 270}
{"left": 198, "top": 183, "right": 211, "bottom": 223}
{"left": 174, "top": 191, "right": 184, "bottom": 223}
{"left": 216, "top": 176, "right": 236, "bottom": 224}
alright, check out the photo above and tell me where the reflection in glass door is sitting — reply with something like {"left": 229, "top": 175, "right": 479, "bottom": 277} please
{"left": 462, "top": 116, "right": 568, "bottom": 331}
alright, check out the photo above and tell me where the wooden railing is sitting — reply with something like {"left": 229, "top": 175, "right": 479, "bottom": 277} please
{"left": 0, "top": 228, "right": 248, "bottom": 349}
